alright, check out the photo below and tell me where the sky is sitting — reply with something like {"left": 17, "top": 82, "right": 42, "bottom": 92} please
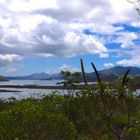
{"left": 0, "top": 0, "right": 140, "bottom": 76}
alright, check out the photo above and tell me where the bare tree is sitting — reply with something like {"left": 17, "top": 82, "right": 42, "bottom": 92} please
{"left": 127, "top": 0, "right": 140, "bottom": 14}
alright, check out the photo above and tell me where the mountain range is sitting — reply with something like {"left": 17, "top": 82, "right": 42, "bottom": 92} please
{"left": 87, "top": 66, "right": 140, "bottom": 82}
{"left": 6, "top": 73, "right": 62, "bottom": 80}
{"left": 4, "top": 66, "right": 140, "bottom": 82}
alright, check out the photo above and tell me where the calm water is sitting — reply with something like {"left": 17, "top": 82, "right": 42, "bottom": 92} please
{"left": 0, "top": 79, "right": 62, "bottom": 86}
{"left": 0, "top": 80, "right": 63, "bottom": 99}
{"left": 0, "top": 80, "right": 140, "bottom": 99}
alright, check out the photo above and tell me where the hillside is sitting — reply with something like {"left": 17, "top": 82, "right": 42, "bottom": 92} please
{"left": 6, "top": 73, "right": 63, "bottom": 80}
{"left": 102, "top": 66, "right": 140, "bottom": 76}
{"left": 6, "top": 66, "right": 140, "bottom": 82}
{"left": 87, "top": 66, "right": 140, "bottom": 82}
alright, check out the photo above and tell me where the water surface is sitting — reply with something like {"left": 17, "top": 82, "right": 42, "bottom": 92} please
{"left": 0, "top": 80, "right": 63, "bottom": 99}
{"left": 0, "top": 80, "right": 140, "bottom": 99}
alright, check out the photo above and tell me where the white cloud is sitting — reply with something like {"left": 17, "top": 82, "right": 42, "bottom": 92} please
{"left": 8, "top": 0, "right": 58, "bottom": 12}
{"left": 0, "top": 0, "right": 5, "bottom": 4}
{"left": 131, "top": 21, "right": 140, "bottom": 27}
{"left": 111, "top": 32, "right": 138, "bottom": 48}
{"left": 116, "top": 46, "right": 140, "bottom": 66}
{"left": 82, "top": 35, "right": 107, "bottom": 54}
{"left": 0, "top": 0, "right": 139, "bottom": 69}
{"left": 104, "top": 63, "right": 114, "bottom": 67}
{"left": 0, "top": 54, "right": 22, "bottom": 63}
{"left": 46, "top": 64, "right": 80, "bottom": 74}
{"left": 41, "top": 35, "right": 57, "bottom": 45}
{"left": 58, "top": 64, "right": 80, "bottom": 72}
{"left": 0, "top": 54, "right": 22, "bottom": 73}
{"left": 64, "top": 32, "right": 80, "bottom": 47}
{"left": 117, "top": 49, "right": 140, "bottom": 66}
{"left": 108, "top": 0, "right": 132, "bottom": 14}
{"left": 117, "top": 57, "right": 140, "bottom": 66}
{"left": 99, "top": 53, "right": 109, "bottom": 58}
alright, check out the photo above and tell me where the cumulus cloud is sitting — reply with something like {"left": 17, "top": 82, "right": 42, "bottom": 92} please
{"left": 116, "top": 46, "right": 140, "bottom": 66}
{"left": 99, "top": 53, "right": 109, "bottom": 58}
{"left": 117, "top": 47, "right": 140, "bottom": 66}
{"left": 0, "top": 54, "right": 22, "bottom": 66}
{"left": 104, "top": 63, "right": 114, "bottom": 67}
{"left": 112, "top": 32, "right": 138, "bottom": 48}
{"left": 117, "top": 57, "right": 140, "bottom": 66}
{"left": 46, "top": 64, "right": 80, "bottom": 74}
{"left": 58, "top": 64, "right": 80, "bottom": 72}
{"left": 0, "top": 0, "right": 139, "bottom": 70}
{"left": 0, "top": 54, "right": 22, "bottom": 73}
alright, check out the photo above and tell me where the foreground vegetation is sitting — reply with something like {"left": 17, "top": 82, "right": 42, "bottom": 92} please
{"left": 0, "top": 82, "right": 140, "bottom": 139}
{"left": 0, "top": 59, "right": 140, "bottom": 140}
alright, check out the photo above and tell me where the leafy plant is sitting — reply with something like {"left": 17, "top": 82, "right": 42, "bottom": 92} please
{"left": 80, "top": 58, "right": 140, "bottom": 140}
{"left": 57, "top": 70, "right": 81, "bottom": 94}
{"left": 0, "top": 59, "right": 140, "bottom": 139}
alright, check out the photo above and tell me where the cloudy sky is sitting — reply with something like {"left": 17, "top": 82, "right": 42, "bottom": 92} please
{"left": 0, "top": 0, "right": 140, "bottom": 75}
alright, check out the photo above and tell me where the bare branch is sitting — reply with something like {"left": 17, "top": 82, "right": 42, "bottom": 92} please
{"left": 91, "top": 62, "right": 101, "bottom": 84}
{"left": 122, "top": 69, "right": 130, "bottom": 86}
{"left": 80, "top": 59, "right": 88, "bottom": 87}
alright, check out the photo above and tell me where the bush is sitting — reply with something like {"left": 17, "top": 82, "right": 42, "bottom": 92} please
{"left": 0, "top": 78, "right": 140, "bottom": 139}
{"left": 0, "top": 99, "right": 76, "bottom": 140}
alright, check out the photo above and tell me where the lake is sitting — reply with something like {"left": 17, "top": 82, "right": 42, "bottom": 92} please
{"left": 0, "top": 80, "right": 63, "bottom": 99}
{"left": 0, "top": 80, "right": 140, "bottom": 99}
{"left": 0, "top": 79, "right": 62, "bottom": 86}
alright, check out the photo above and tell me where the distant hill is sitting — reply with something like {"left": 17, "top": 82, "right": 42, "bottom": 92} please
{"left": 87, "top": 66, "right": 140, "bottom": 82}
{"left": 103, "top": 66, "right": 140, "bottom": 76}
{"left": 6, "top": 73, "right": 63, "bottom": 80}
{"left": 6, "top": 66, "right": 140, "bottom": 82}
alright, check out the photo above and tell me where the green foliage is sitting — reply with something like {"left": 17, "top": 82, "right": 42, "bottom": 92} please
{"left": 57, "top": 70, "right": 81, "bottom": 94}
{"left": 0, "top": 68, "right": 140, "bottom": 139}
{"left": 0, "top": 98, "right": 76, "bottom": 140}
{"left": 58, "top": 70, "right": 81, "bottom": 87}
{"left": 0, "top": 99, "right": 9, "bottom": 111}
{"left": 0, "top": 81, "right": 140, "bottom": 140}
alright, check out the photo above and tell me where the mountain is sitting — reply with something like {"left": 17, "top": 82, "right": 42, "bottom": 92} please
{"left": 87, "top": 66, "right": 140, "bottom": 82}
{"left": 6, "top": 66, "right": 140, "bottom": 82}
{"left": 104, "top": 66, "right": 140, "bottom": 76}
{"left": 28, "top": 73, "right": 50, "bottom": 79}
{"left": 6, "top": 72, "right": 62, "bottom": 80}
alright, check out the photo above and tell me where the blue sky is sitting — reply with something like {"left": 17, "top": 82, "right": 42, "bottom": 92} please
{"left": 0, "top": 0, "right": 140, "bottom": 76}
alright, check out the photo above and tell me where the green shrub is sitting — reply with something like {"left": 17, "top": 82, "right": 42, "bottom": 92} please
{"left": 0, "top": 99, "right": 76, "bottom": 140}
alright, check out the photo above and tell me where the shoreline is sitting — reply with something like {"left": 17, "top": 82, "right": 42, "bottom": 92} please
{"left": 0, "top": 84, "right": 84, "bottom": 90}
{"left": 0, "top": 84, "right": 139, "bottom": 90}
